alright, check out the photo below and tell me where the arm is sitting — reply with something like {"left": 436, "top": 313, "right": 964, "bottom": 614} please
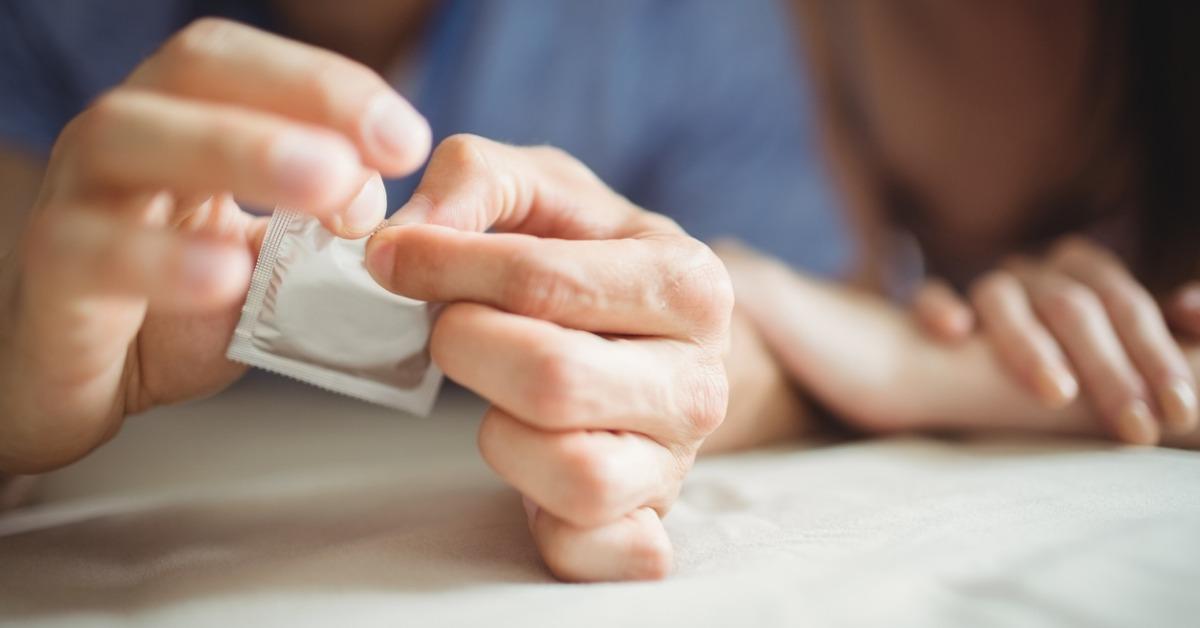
{"left": 718, "top": 243, "right": 1200, "bottom": 449}
{"left": 702, "top": 308, "right": 815, "bottom": 454}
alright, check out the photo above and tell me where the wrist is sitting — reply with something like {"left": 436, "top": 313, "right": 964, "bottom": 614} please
{"left": 702, "top": 307, "right": 813, "bottom": 454}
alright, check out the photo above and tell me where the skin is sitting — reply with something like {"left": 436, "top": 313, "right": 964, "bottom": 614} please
{"left": 794, "top": 0, "right": 1200, "bottom": 444}
{"left": 914, "top": 238, "right": 1200, "bottom": 444}
{"left": 0, "top": 13, "right": 794, "bottom": 581}
{"left": 0, "top": 19, "right": 430, "bottom": 470}
{"left": 363, "top": 135, "right": 736, "bottom": 581}
{"left": 719, "top": 243, "right": 1200, "bottom": 450}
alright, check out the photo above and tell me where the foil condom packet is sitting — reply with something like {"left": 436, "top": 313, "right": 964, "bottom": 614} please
{"left": 226, "top": 208, "right": 443, "bottom": 415}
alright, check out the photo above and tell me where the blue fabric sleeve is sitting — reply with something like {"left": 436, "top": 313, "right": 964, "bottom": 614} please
{"left": 0, "top": 0, "right": 76, "bottom": 156}
{"left": 626, "top": 0, "right": 849, "bottom": 275}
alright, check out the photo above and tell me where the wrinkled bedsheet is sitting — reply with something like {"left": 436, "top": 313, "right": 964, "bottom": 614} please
{"left": 2, "top": 375, "right": 1197, "bottom": 628}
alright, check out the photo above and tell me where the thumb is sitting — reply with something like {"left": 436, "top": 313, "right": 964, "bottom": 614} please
{"left": 381, "top": 134, "right": 641, "bottom": 239}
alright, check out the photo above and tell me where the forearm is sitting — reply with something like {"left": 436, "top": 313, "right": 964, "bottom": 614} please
{"left": 731, "top": 255, "right": 1200, "bottom": 447}
{"left": 703, "top": 308, "right": 815, "bottom": 454}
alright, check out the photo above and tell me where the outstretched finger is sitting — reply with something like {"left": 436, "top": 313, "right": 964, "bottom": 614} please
{"left": 58, "top": 89, "right": 383, "bottom": 237}
{"left": 1050, "top": 239, "right": 1198, "bottom": 434}
{"left": 970, "top": 270, "right": 1078, "bottom": 407}
{"left": 913, "top": 278, "right": 974, "bottom": 343}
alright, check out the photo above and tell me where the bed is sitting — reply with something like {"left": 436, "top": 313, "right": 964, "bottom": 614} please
{"left": 2, "top": 374, "right": 1197, "bottom": 627}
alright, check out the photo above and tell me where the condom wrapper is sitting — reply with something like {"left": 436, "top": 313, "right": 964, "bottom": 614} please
{"left": 226, "top": 209, "right": 442, "bottom": 415}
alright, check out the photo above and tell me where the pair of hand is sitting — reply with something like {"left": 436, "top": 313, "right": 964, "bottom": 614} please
{"left": 0, "top": 19, "right": 732, "bottom": 581}
{"left": 914, "top": 237, "right": 1200, "bottom": 444}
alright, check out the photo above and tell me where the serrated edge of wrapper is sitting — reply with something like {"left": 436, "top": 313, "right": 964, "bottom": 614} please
{"left": 225, "top": 208, "right": 443, "bottom": 417}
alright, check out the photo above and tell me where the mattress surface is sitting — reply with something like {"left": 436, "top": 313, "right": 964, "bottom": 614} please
{"left": 2, "top": 375, "right": 1197, "bottom": 628}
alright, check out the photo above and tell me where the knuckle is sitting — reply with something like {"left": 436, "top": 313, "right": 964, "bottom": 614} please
{"left": 527, "top": 348, "right": 593, "bottom": 424}
{"left": 164, "top": 18, "right": 240, "bottom": 65}
{"left": 505, "top": 251, "right": 595, "bottom": 320}
{"left": 427, "top": 134, "right": 517, "bottom": 231}
{"left": 66, "top": 90, "right": 125, "bottom": 156}
{"left": 432, "top": 134, "right": 493, "bottom": 175}
{"left": 54, "top": 91, "right": 136, "bottom": 185}
{"left": 558, "top": 437, "right": 622, "bottom": 525}
{"left": 682, "top": 364, "right": 728, "bottom": 438}
{"left": 664, "top": 240, "right": 734, "bottom": 334}
{"left": 625, "top": 523, "right": 673, "bottom": 580}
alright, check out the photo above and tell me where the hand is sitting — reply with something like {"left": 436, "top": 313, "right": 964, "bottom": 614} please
{"left": 0, "top": 18, "right": 431, "bottom": 473}
{"left": 717, "top": 241, "right": 1200, "bottom": 449}
{"left": 365, "top": 135, "right": 733, "bottom": 581}
{"left": 913, "top": 236, "right": 1199, "bottom": 444}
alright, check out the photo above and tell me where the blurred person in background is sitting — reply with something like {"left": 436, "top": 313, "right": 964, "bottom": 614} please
{"left": 0, "top": 0, "right": 843, "bottom": 581}
{"left": 721, "top": 1, "right": 1200, "bottom": 448}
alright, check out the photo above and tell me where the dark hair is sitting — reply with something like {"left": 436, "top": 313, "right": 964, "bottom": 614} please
{"left": 1123, "top": 2, "right": 1200, "bottom": 292}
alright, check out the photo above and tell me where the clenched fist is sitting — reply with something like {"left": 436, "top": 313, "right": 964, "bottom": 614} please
{"left": 366, "top": 135, "right": 734, "bottom": 581}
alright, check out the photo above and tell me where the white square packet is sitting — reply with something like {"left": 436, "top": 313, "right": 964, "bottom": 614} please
{"left": 226, "top": 209, "right": 443, "bottom": 415}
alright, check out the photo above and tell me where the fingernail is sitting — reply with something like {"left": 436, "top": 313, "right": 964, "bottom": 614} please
{"left": 339, "top": 176, "right": 386, "bottom": 237}
{"left": 364, "top": 236, "right": 396, "bottom": 285}
{"left": 270, "top": 132, "right": 356, "bottom": 205}
{"left": 1116, "top": 400, "right": 1159, "bottom": 446}
{"left": 363, "top": 93, "right": 431, "bottom": 173}
{"left": 1035, "top": 366, "right": 1078, "bottom": 408}
{"left": 1159, "top": 379, "right": 1199, "bottom": 434}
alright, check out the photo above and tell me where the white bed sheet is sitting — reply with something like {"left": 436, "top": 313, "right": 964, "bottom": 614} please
{"left": 1, "top": 374, "right": 1197, "bottom": 628}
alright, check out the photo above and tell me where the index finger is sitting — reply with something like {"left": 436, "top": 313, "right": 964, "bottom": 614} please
{"left": 365, "top": 135, "right": 733, "bottom": 337}
{"left": 368, "top": 225, "right": 732, "bottom": 339}
{"left": 129, "top": 18, "right": 430, "bottom": 176}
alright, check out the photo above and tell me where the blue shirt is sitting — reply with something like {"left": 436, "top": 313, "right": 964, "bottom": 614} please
{"left": 0, "top": 0, "right": 847, "bottom": 274}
